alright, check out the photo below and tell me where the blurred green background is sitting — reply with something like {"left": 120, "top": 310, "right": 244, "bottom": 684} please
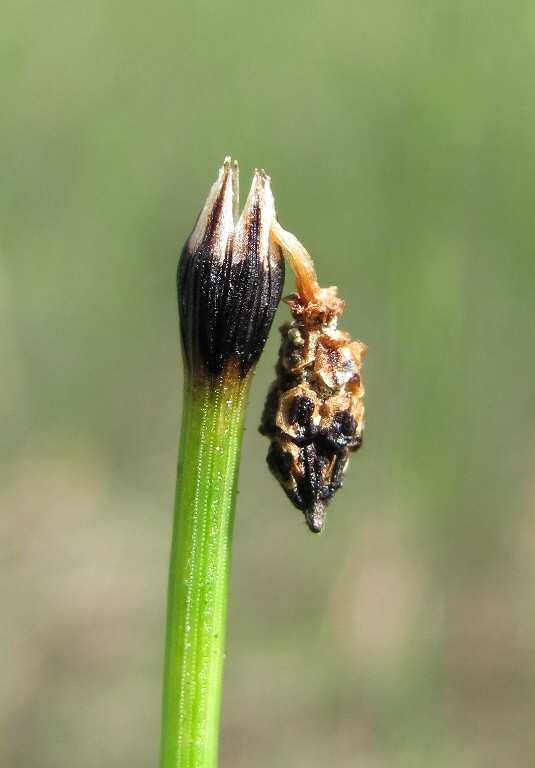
{"left": 2, "top": 1, "right": 535, "bottom": 766}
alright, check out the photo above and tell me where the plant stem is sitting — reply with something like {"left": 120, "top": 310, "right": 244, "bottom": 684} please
{"left": 160, "top": 366, "right": 251, "bottom": 768}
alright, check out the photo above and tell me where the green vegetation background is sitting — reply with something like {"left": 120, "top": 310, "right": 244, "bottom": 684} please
{"left": 2, "top": 1, "right": 534, "bottom": 766}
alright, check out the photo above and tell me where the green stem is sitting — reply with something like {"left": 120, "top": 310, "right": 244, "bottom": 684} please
{"left": 160, "top": 367, "right": 251, "bottom": 768}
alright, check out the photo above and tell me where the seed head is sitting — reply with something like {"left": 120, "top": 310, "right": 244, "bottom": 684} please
{"left": 178, "top": 158, "right": 284, "bottom": 379}
{"left": 260, "top": 220, "right": 366, "bottom": 533}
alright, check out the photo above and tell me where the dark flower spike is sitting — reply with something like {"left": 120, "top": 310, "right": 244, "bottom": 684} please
{"left": 178, "top": 158, "right": 284, "bottom": 379}
{"left": 260, "top": 220, "right": 367, "bottom": 533}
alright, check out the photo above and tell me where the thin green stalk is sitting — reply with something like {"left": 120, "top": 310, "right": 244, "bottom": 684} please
{"left": 160, "top": 157, "right": 283, "bottom": 767}
{"left": 160, "top": 367, "right": 251, "bottom": 768}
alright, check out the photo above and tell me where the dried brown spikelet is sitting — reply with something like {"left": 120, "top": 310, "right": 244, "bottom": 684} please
{"left": 259, "top": 221, "right": 366, "bottom": 533}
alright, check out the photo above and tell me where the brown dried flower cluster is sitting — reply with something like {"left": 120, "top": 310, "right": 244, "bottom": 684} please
{"left": 260, "top": 221, "right": 366, "bottom": 532}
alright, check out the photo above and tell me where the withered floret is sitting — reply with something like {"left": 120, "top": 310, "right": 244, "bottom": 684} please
{"left": 260, "top": 221, "right": 366, "bottom": 533}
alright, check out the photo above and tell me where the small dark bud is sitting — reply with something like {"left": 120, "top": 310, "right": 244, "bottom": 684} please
{"left": 178, "top": 158, "right": 284, "bottom": 379}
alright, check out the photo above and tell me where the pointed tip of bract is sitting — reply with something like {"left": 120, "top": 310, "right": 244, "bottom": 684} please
{"left": 233, "top": 167, "right": 278, "bottom": 266}
{"left": 187, "top": 158, "right": 238, "bottom": 256}
{"left": 231, "top": 160, "right": 240, "bottom": 224}
{"left": 261, "top": 170, "right": 276, "bottom": 222}
{"left": 304, "top": 502, "right": 326, "bottom": 533}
